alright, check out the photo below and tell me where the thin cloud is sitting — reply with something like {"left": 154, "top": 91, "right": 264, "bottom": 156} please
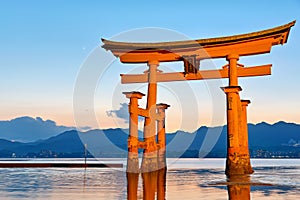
{"left": 107, "top": 103, "right": 144, "bottom": 123}
{"left": 107, "top": 103, "right": 130, "bottom": 123}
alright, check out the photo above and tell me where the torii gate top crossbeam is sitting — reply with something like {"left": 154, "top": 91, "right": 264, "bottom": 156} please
{"left": 101, "top": 21, "right": 295, "bottom": 63}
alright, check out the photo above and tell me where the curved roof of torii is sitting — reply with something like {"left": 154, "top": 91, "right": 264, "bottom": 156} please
{"left": 101, "top": 21, "right": 296, "bottom": 63}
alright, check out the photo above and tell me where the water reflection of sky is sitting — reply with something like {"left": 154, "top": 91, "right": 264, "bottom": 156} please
{"left": 0, "top": 159, "right": 299, "bottom": 199}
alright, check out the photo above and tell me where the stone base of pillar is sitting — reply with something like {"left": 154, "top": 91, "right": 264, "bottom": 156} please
{"left": 141, "top": 136, "right": 158, "bottom": 173}
{"left": 226, "top": 149, "right": 254, "bottom": 176}
{"left": 141, "top": 152, "right": 158, "bottom": 173}
{"left": 157, "top": 149, "right": 166, "bottom": 170}
{"left": 127, "top": 155, "right": 139, "bottom": 173}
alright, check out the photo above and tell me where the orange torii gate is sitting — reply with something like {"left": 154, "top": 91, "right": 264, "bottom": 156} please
{"left": 102, "top": 21, "right": 295, "bottom": 176}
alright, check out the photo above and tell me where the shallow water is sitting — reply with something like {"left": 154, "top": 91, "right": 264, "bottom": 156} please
{"left": 0, "top": 158, "right": 299, "bottom": 199}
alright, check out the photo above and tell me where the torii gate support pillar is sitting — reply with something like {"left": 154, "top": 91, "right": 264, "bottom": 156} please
{"left": 222, "top": 54, "right": 253, "bottom": 176}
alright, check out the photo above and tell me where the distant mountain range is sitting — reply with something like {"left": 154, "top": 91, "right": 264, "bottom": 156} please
{"left": 0, "top": 116, "right": 74, "bottom": 142}
{"left": 0, "top": 117, "right": 299, "bottom": 158}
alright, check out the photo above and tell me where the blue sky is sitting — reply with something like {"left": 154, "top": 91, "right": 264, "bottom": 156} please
{"left": 0, "top": 0, "right": 299, "bottom": 131}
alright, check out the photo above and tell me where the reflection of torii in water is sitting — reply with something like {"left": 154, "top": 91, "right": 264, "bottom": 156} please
{"left": 102, "top": 21, "right": 295, "bottom": 199}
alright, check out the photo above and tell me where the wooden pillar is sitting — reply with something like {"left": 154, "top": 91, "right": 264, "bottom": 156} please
{"left": 227, "top": 175, "right": 251, "bottom": 200}
{"left": 123, "top": 91, "right": 145, "bottom": 173}
{"left": 240, "top": 100, "right": 250, "bottom": 155}
{"left": 142, "top": 170, "right": 158, "bottom": 200}
{"left": 228, "top": 54, "right": 239, "bottom": 87}
{"left": 223, "top": 54, "right": 253, "bottom": 176}
{"left": 157, "top": 167, "right": 167, "bottom": 200}
{"left": 240, "top": 100, "right": 254, "bottom": 174}
{"left": 141, "top": 60, "right": 159, "bottom": 173}
{"left": 156, "top": 103, "right": 169, "bottom": 169}
{"left": 126, "top": 172, "right": 139, "bottom": 200}
{"left": 222, "top": 86, "right": 243, "bottom": 175}
{"left": 156, "top": 103, "right": 169, "bottom": 200}
{"left": 124, "top": 91, "right": 144, "bottom": 200}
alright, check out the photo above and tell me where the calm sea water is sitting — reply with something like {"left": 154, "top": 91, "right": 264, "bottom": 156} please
{"left": 0, "top": 158, "right": 299, "bottom": 200}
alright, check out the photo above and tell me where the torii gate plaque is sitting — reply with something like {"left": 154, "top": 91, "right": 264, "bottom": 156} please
{"left": 102, "top": 21, "right": 295, "bottom": 176}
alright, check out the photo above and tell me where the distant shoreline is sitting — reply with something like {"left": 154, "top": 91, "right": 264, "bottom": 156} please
{"left": 0, "top": 162, "right": 123, "bottom": 168}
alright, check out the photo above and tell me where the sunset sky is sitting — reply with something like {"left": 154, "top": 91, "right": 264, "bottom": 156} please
{"left": 0, "top": 0, "right": 299, "bottom": 132}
